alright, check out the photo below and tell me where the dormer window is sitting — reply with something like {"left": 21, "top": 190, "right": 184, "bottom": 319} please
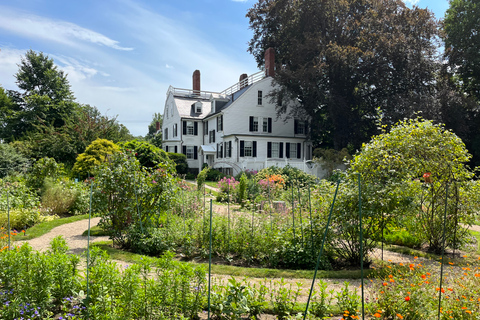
{"left": 191, "top": 101, "right": 202, "bottom": 113}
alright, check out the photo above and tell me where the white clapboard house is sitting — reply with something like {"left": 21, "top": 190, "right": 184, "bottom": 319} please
{"left": 161, "top": 48, "right": 314, "bottom": 176}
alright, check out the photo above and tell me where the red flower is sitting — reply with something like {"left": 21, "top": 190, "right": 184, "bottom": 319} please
{"left": 405, "top": 296, "right": 410, "bottom": 301}
{"left": 423, "top": 172, "right": 431, "bottom": 178}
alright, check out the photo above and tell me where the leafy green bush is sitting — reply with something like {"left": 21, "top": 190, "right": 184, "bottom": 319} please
{"left": 197, "top": 166, "right": 209, "bottom": 191}
{"left": 0, "top": 179, "right": 40, "bottom": 211}
{"left": 41, "top": 178, "right": 89, "bottom": 216}
{"left": 167, "top": 152, "right": 188, "bottom": 174}
{"left": 0, "top": 143, "right": 30, "bottom": 178}
{"left": 383, "top": 228, "right": 423, "bottom": 248}
{"left": 122, "top": 139, "right": 171, "bottom": 168}
{"left": 72, "top": 138, "right": 120, "bottom": 178}
{"left": 206, "top": 167, "right": 225, "bottom": 181}
{"left": 0, "top": 208, "right": 42, "bottom": 230}
{"left": 92, "top": 150, "right": 177, "bottom": 247}
{"left": 26, "top": 157, "right": 65, "bottom": 191}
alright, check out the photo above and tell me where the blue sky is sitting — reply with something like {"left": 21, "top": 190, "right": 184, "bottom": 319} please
{"left": 0, "top": 0, "right": 450, "bottom": 137}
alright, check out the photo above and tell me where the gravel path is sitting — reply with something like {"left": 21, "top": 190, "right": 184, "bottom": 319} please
{"left": 17, "top": 217, "right": 110, "bottom": 255}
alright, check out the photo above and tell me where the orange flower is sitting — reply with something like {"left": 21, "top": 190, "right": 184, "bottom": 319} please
{"left": 421, "top": 275, "right": 426, "bottom": 279}
{"left": 373, "top": 313, "right": 382, "bottom": 318}
{"left": 397, "top": 314, "right": 404, "bottom": 319}
{"left": 405, "top": 296, "right": 411, "bottom": 301}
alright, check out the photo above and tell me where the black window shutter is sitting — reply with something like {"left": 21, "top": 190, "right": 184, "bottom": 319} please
{"left": 286, "top": 143, "right": 290, "bottom": 158}
{"left": 206, "top": 121, "right": 208, "bottom": 133}
{"left": 249, "top": 116, "right": 253, "bottom": 131}
{"left": 267, "top": 142, "right": 272, "bottom": 158}
{"left": 268, "top": 118, "right": 272, "bottom": 133}
{"left": 229, "top": 141, "right": 232, "bottom": 157}
{"left": 216, "top": 117, "right": 219, "bottom": 131}
{"left": 223, "top": 142, "right": 226, "bottom": 158}
{"left": 294, "top": 119, "right": 298, "bottom": 134}
{"left": 182, "top": 146, "right": 186, "bottom": 155}
{"left": 240, "top": 140, "right": 245, "bottom": 157}
{"left": 194, "top": 146, "right": 198, "bottom": 159}
{"left": 213, "top": 130, "right": 216, "bottom": 143}
{"left": 183, "top": 121, "right": 187, "bottom": 135}
{"left": 221, "top": 115, "right": 223, "bottom": 131}
{"left": 194, "top": 122, "right": 198, "bottom": 135}
{"left": 279, "top": 143, "right": 283, "bottom": 158}
{"left": 165, "top": 146, "right": 169, "bottom": 152}
{"left": 253, "top": 141, "right": 257, "bottom": 157}
{"left": 297, "top": 143, "right": 301, "bottom": 158}
{"left": 175, "top": 146, "right": 178, "bottom": 153}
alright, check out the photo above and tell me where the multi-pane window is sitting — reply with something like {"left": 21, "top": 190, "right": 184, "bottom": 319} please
{"left": 209, "top": 130, "right": 215, "bottom": 143}
{"left": 186, "top": 146, "right": 194, "bottom": 159}
{"left": 217, "top": 115, "right": 223, "bottom": 131}
{"left": 244, "top": 141, "right": 253, "bottom": 157}
{"left": 271, "top": 142, "right": 280, "bottom": 158}
{"left": 186, "top": 121, "right": 194, "bottom": 135}
{"left": 263, "top": 118, "right": 268, "bottom": 132}
{"left": 258, "top": 90, "right": 263, "bottom": 105}
{"left": 289, "top": 143, "right": 297, "bottom": 158}
{"left": 164, "top": 128, "right": 168, "bottom": 140}
{"left": 294, "top": 119, "right": 306, "bottom": 135}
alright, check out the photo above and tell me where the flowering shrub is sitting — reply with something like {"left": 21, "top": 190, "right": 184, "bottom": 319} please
{"left": 216, "top": 177, "right": 239, "bottom": 202}
{"left": 258, "top": 174, "right": 285, "bottom": 197}
{"left": 370, "top": 259, "right": 480, "bottom": 319}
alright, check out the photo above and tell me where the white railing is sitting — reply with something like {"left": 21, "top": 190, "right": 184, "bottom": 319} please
{"left": 166, "top": 86, "right": 225, "bottom": 99}
{"left": 220, "top": 71, "right": 265, "bottom": 96}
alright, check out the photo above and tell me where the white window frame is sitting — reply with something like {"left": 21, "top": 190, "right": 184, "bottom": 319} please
{"left": 244, "top": 141, "right": 253, "bottom": 157}
{"left": 258, "top": 90, "right": 263, "bottom": 105}
{"left": 252, "top": 117, "right": 259, "bottom": 132}
{"left": 271, "top": 142, "right": 280, "bottom": 158}
{"left": 186, "top": 121, "right": 194, "bottom": 135}
{"left": 297, "top": 120, "right": 305, "bottom": 134}
{"left": 262, "top": 118, "right": 268, "bottom": 132}
{"left": 289, "top": 143, "right": 297, "bottom": 158}
{"left": 186, "top": 146, "right": 195, "bottom": 159}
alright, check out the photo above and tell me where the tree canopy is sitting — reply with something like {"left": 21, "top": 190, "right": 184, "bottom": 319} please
{"left": 247, "top": 0, "right": 441, "bottom": 150}
{"left": 444, "top": 0, "right": 480, "bottom": 101}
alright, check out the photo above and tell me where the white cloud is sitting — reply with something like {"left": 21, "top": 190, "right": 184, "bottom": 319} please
{"left": 165, "top": 64, "right": 174, "bottom": 69}
{"left": 0, "top": 6, "right": 133, "bottom": 51}
{"left": 0, "top": 48, "right": 25, "bottom": 89}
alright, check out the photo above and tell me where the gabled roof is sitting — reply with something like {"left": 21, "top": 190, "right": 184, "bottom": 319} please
{"left": 174, "top": 97, "right": 211, "bottom": 120}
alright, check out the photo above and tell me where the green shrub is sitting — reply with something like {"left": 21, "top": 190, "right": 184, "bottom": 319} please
{"left": 167, "top": 152, "right": 188, "bottom": 174}
{"left": 206, "top": 168, "right": 225, "bottom": 181}
{"left": 197, "top": 166, "right": 209, "bottom": 191}
{"left": 26, "top": 157, "right": 65, "bottom": 191}
{"left": 72, "top": 138, "right": 120, "bottom": 178}
{"left": 41, "top": 178, "right": 88, "bottom": 216}
{"left": 92, "top": 151, "right": 177, "bottom": 247}
{"left": 0, "top": 179, "right": 40, "bottom": 211}
{"left": 0, "top": 143, "right": 30, "bottom": 178}
{"left": 122, "top": 139, "right": 171, "bottom": 168}
{"left": 0, "top": 208, "right": 42, "bottom": 230}
{"left": 256, "top": 166, "right": 317, "bottom": 188}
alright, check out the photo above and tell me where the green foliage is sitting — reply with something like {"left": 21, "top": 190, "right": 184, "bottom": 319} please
{"left": 0, "top": 143, "right": 30, "bottom": 178}
{"left": 197, "top": 166, "right": 209, "bottom": 191}
{"left": 41, "top": 178, "right": 89, "bottom": 216}
{"left": 211, "top": 277, "right": 268, "bottom": 320}
{"left": 314, "top": 148, "right": 351, "bottom": 179}
{"left": 122, "top": 139, "right": 171, "bottom": 168}
{"left": 256, "top": 166, "right": 317, "bottom": 188}
{"left": 26, "top": 157, "right": 64, "bottom": 191}
{"left": 145, "top": 112, "right": 163, "bottom": 147}
{"left": 237, "top": 173, "right": 247, "bottom": 207}
{"left": 350, "top": 118, "right": 475, "bottom": 253}
{"left": 247, "top": 0, "right": 440, "bottom": 150}
{"left": 72, "top": 138, "right": 120, "bottom": 178}
{"left": 444, "top": 0, "right": 480, "bottom": 101}
{"left": 92, "top": 151, "right": 176, "bottom": 247}
{"left": 0, "top": 241, "right": 205, "bottom": 319}
{"left": 167, "top": 152, "right": 188, "bottom": 174}
{"left": 0, "top": 179, "right": 40, "bottom": 211}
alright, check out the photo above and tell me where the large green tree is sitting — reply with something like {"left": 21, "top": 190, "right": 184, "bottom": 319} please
{"left": 247, "top": 0, "right": 441, "bottom": 150}
{"left": 1, "top": 50, "right": 76, "bottom": 141}
{"left": 444, "top": 0, "right": 480, "bottom": 101}
{"left": 145, "top": 112, "right": 162, "bottom": 148}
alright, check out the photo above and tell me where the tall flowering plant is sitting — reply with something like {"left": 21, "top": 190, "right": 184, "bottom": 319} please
{"left": 216, "top": 177, "right": 239, "bottom": 202}
{"left": 258, "top": 174, "right": 285, "bottom": 197}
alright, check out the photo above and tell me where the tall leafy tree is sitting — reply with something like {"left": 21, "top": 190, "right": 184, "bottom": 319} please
{"left": 145, "top": 112, "right": 162, "bottom": 148}
{"left": 247, "top": 0, "right": 441, "bottom": 150}
{"left": 1, "top": 50, "right": 76, "bottom": 141}
{"left": 444, "top": 0, "right": 480, "bottom": 101}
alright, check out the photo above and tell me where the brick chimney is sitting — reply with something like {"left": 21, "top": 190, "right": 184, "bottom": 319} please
{"left": 265, "top": 47, "right": 275, "bottom": 77}
{"left": 239, "top": 73, "right": 248, "bottom": 89}
{"left": 156, "top": 121, "right": 160, "bottom": 132}
{"left": 193, "top": 70, "right": 200, "bottom": 95}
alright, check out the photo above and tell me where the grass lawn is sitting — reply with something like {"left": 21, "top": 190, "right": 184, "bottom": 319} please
{"left": 12, "top": 214, "right": 90, "bottom": 241}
